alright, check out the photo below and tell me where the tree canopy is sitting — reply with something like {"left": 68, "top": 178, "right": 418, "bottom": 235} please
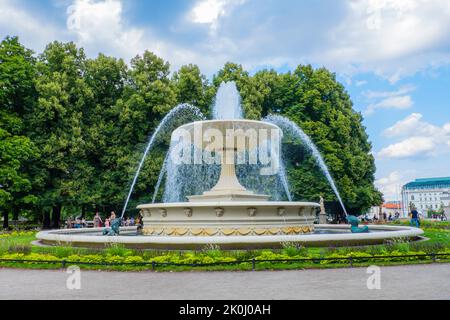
{"left": 0, "top": 36, "right": 381, "bottom": 228}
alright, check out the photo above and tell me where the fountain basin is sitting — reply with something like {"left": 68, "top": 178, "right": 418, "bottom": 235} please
{"left": 35, "top": 225, "right": 424, "bottom": 250}
{"left": 137, "top": 201, "right": 319, "bottom": 237}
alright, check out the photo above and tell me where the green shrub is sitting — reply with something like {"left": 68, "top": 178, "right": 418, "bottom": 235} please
{"left": 104, "top": 244, "right": 133, "bottom": 257}
{"left": 8, "top": 243, "right": 32, "bottom": 254}
{"left": 201, "top": 244, "right": 223, "bottom": 259}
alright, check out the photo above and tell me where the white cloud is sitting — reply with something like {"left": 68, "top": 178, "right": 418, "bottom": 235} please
{"left": 375, "top": 171, "right": 403, "bottom": 200}
{"left": 189, "top": 0, "right": 247, "bottom": 34}
{"left": 0, "top": 0, "right": 66, "bottom": 52}
{"left": 364, "top": 85, "right": 415, "bottom": 115}
{"left": 3, "top": 0, "right": 450, "bottom": 82}
{"left": 377, "top": 113, "right": 450, "bottom": 158}
{"left": 65, "top": 0, "right": 211, "bottom": 71}
{"left": 366, "top": 96, "right": 413, "bottom": 115}
{"left": 444, "top": 123, "right": 450, "bottom": 133}
{"left": 324, "top": 0, "right": 450, "bottom": 81}
{"left": 183, "top": 0, "right": 450, "bottom": 81}
{"left": 364, "top": 85, "right": 416, "bottom": 99}
{"left": 383, "top": 113, "right": 443, "bottom": 137}
{"left": 375, "top": 170, "right": 417, "bottom": 201}
{"left": 66, "top": 0, "right": 145, "bottom": 59}
{"left": 378, "top": 136, "right": 435, "bottom": 158}
{"left": 190, "top": 0, "right": 227, "bottom": 24}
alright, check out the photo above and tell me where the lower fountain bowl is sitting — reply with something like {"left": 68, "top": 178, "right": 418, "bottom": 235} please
{"left": 35, "top": 224, "right": 425, "bottom": 250}
{"left": 137, "top": 201, "right": 318, "bottom": 237}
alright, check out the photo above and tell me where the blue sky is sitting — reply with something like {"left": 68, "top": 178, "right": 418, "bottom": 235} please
{"left": 1, "top": 0, "right": 450, "bottom": 200}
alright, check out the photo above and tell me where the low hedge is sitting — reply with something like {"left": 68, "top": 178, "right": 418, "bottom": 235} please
{"left": 0, "top": 231, "right": 36, "bottom": 239}
{"left": 1, "top": 248, "right": 449, "bottom": 267}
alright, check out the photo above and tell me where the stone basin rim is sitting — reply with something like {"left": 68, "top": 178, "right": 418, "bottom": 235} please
{"left": 175, "top": 119, "right": 282, "bottom": 129}
{"left": 137, "top": 201, "right": 321, "bottom": 209}
{"left": 35, "top": 225, "right": 424, "bottom": 249}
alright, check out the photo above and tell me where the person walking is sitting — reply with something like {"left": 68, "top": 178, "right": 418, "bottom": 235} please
{"left": 410, "top": 207, "right": 420, "bottom": 228}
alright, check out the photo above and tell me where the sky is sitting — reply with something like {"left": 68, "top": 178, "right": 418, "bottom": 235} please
{"left": 1, "top": 0, "right": 450, "bottom": 201}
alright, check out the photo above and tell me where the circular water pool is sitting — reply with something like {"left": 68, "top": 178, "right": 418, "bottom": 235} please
{"left": 35, "top": 224, "right": 424, "bottom": 250}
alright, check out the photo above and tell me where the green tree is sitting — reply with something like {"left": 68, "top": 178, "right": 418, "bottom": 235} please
{"left": 280, "top": 65, "right": 381, "bottom": 213}
{"left": 172, "top": 64, "right": 214, "bottom": 116}
{"left": 82, "top": 54, "right": 129, "bottom": 214}
{"left": 29, "top": 41, "right": 93, "bottom": 228}
{"left": 0, "top": 112, "right": 36, "bottom": 228}
{"left": 98, "top": 51, "right": 177, "bottom": 213}
{"left": 0, "top": 36, "right": 38, "bottom": 228}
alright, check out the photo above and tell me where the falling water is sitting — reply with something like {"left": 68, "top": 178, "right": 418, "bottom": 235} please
{"left": 278, "top": 161, "right": 292, "bottom": 201}
{"left": 120, "top": 104, "right": 204, "bottom": 218}
{"left": 162, "top": 82, "right": 288, "bottom": 202}
{"left": 151, "top": 151, "right": 169, "bottom": 203}
{"left": 212, "top": 81, "right": 243, "bottom": 119}
{"left": 264, "top": 114, "right": 348, "bottom": 216}
{"left": 163, "top": 144, "right": 220, "bottom": 203}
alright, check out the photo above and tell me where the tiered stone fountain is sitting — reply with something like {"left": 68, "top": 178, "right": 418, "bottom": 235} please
{"left": 137, "top": 119, "right": 319, "bottom": 240}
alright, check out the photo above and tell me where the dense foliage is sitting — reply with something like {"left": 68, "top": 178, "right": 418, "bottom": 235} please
{"left": 0, "top": 36, "right": 382, "bottom": 228}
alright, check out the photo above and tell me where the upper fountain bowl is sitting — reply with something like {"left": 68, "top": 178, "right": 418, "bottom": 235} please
{"left": 173, "top": 119, "right": 282, "bottom": 149}
{"left": 171, "top": 119, "right": 283, "bottom": 202}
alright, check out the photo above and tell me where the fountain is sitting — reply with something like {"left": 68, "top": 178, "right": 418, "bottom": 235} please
{"left": 36, "top": 81, "right": 423, "bottom": 249}
{"left": 137, "top": 82, "right": 318, "bottom": 243}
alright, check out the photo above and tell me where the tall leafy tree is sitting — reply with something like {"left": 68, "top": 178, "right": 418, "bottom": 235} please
{"left": 99, "top": 51, "right": 177, "bottom": 213}
{"left": 29, "top": 41, "right": 93, "bottom": 228}
{"left": 280, "top": 65, "right": 382, "bottom": 213}
{"left": 82, "top": 54, "right": 129, "bottom": 214}
{"left": 0, "top": 36, "right": 37, "bottom": 228}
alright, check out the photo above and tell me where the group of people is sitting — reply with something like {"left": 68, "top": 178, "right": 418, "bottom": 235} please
{"left": 65, "top": 211, "right": 143, "bottom": 230}
{"left": 65, "top": 216, "right": 88, "bottom": 229}
{"left": 384, "top": 212, "right": 400, "bottom": 222}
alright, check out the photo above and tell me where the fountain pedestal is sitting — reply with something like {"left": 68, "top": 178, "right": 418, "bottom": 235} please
{"left": 187, "top": 147, "right": 269, "bottom": 202}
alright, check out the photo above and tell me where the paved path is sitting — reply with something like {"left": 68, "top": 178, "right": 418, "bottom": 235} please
{"left": 0, "top": 264, "right": 449, "bottom": 300}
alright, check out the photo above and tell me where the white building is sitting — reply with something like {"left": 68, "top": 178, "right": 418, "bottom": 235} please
{"left": 441, "top": 192, "right": 450, "bottom": 217}
{"left": 441, "top": 192, "right": 450, "bottom": 206}
{"left": 401, "top": 177, "right": 450, "bottom": 217}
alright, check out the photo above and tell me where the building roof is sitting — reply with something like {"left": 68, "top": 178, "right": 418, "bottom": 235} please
{"left": 382, "top": 203, "right": 402, "bottom": 210}
{"left": 403, "top": 177, "right": 450, "bottom": 190}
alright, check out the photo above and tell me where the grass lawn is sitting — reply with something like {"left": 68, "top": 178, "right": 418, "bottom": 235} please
{"left": 1, "top": 221, "right": 449, "bottom": 272}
